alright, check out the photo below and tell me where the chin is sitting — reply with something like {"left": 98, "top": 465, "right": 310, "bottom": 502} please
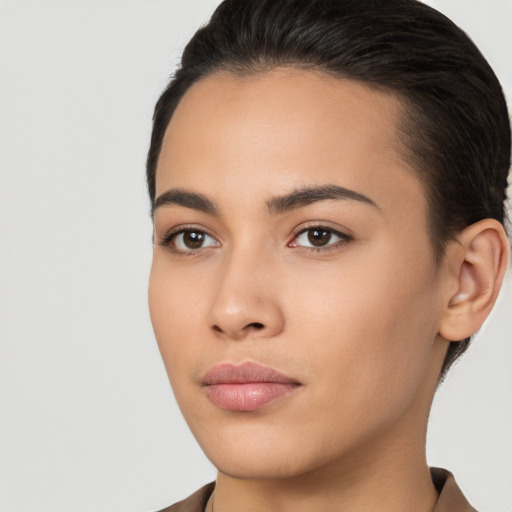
{"left": 191, "top": 421, "right": 344, "bottom": 481}
{"left": 207, "top": 450, "right": 314, "bottom": 481}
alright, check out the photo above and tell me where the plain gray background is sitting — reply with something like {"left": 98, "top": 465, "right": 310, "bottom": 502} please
{"left": 1, "top": 1, "right": 511, "bottom": 511}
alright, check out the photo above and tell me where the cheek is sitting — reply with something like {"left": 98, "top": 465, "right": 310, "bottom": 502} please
{"left": 288, "top": 248, "right": 439, "bottom": 413}
{"left": 148, "top": 258, "right": 208, "bottom": 381}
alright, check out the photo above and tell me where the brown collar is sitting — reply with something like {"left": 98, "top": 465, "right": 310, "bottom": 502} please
{"left": 431, "top": 468, "right": 477, "bottom": 512}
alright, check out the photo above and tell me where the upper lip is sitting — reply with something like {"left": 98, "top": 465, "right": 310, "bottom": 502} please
{"left": 202, "top": 362, "right": 300, "bottom": 385}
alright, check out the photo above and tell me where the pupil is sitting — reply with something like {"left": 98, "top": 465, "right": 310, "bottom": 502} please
{"left": 308, "top": 229, "right": 331, "bottom": 246}
{"left": 184, "top": 231, "right": 204, "bottom": 249}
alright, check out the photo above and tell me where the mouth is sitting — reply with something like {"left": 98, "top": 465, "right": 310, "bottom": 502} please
{"left": 201, "top": 362, "right": 301, "bottom": 412}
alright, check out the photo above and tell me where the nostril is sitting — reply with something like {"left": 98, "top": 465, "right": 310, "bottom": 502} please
{"left": 210, "top": 322, "right": 266, "bottom": 337}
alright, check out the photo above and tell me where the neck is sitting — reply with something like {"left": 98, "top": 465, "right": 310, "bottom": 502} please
{"left": 213, "top": 434, "right": 437, "bottom": 512}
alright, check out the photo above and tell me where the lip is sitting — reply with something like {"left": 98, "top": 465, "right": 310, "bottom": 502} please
{"left": 202, "top": 362, "right": 301, "bottom": 412}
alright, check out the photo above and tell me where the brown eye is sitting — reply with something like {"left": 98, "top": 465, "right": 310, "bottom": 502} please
{"left": 171, "top": 230, "right": 219, "bottom": 252}
{"left": 307, "top": 229, "right": 332, "bottom": 247}
{"left": 182, "top": 231, "right": 205, "bottom": 249}
{"left": 291, "top": 226, "right": 352, "bottom": 250}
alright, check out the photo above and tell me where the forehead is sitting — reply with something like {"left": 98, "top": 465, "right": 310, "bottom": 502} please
{"left": 156, "top": 68, "right": 426, "bottom": 223}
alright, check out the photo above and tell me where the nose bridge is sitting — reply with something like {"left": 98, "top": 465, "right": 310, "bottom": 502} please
{"left": 207, "top": 242, "right": 284, "bottom": 340}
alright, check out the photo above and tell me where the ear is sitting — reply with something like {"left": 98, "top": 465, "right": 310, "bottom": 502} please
{"left": 438, "top": 219, "right": 510, "bottom": 341}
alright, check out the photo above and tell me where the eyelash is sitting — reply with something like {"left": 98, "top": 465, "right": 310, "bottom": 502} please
{"left": 157, "top": 225, "right": 354, "bottom": 256}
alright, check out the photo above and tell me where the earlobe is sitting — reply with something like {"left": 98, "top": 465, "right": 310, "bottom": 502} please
{"left": 439, "top": 219, "right": 509, "bottom": 342}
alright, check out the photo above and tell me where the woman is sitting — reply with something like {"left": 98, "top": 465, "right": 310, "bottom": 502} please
{"left": 146, "top": 0, "right": 510, "bottom": 510}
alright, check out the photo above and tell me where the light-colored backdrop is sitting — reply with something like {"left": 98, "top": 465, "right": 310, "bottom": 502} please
{"left": 1, "top": 1, "right": 511, "bottom": 511}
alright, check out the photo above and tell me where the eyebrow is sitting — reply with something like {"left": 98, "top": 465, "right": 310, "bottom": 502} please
{"left": 152, "top": 184, "right": 379, "bottom": 217}
{"left": 153, "top": 189, "right": 217, "bottom": 216}
{"left": 266, "top": 184, "right": 379, "bottom": 214}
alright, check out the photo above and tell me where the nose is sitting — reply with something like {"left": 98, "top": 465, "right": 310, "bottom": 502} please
{"left": 206, "top": 252, "right": 285, "bottom": 341}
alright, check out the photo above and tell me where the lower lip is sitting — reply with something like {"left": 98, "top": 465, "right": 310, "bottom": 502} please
{"left": 204, "top": 382, "right": 299, "bottom": 411}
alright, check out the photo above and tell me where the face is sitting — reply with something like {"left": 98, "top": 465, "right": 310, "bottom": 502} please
{"left": 149, "top": 69, "right": 448, "bottom": 480}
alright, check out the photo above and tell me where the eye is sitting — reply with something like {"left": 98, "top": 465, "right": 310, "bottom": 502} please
{"left": 163, "top": 229, "right": 220, "bottom": 253}
{"left": 290, "top": 227, "right": 352, "bottom": 249}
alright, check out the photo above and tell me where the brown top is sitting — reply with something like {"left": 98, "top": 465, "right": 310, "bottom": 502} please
{"left": 158, "top": 468, "right": 476, "bottom": 512}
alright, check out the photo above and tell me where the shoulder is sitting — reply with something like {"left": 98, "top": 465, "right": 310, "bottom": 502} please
{"left": 156, "top": 482, "right": 215, "bottom": 512}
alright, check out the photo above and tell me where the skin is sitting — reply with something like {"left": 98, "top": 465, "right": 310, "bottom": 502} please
{"left": 148, "top": 69, "right": 507, "bottom": 512}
